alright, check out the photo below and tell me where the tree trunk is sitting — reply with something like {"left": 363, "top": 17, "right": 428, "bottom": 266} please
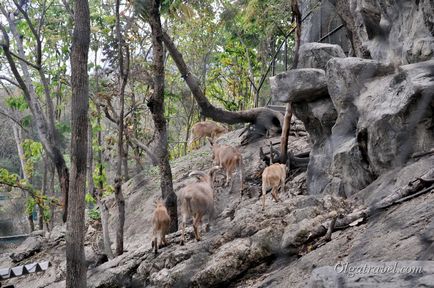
{"left": 87, "top": 119, "right": 94, "bottom": 197}
{"left": 161, "top": 32, "right": 283, "bottom": 132}
{"left": 49, "top": 162, "right": 56, "bottom": 230}
{"left": 114, "top": 0, "right": 128, "bottom": 256}
{"left": 123, "top": 143, "right": 129, "bottom": 181}
{"left": 40, "top": 156, "right": 49, "bottom": 231}
{"left": 148, "top": 0, "right": 178, "bottom": 233}
{"left": 279, "top": 103, "right": 292, "bottom": 164}
{"left": 66, "top": 0, "right": 90, "bottom": 286}
{"left": 0, "top": 15, "right": 70, "bottom": 222}
{"left": 12, "top": 124, "right": 35, "bottom": 232}
{"left": 94, "top": 47, "right": 114, "bottom": 259}
{"left": 95, "top": 105, "right": 114, "bottom": 259}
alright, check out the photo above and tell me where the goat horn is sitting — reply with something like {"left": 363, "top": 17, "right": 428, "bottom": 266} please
{"left": 189, "top": 171, "right": 207, "bottom": 178}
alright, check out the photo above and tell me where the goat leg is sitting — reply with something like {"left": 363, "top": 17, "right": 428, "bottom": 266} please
{"left": 161, "top": 233, "right": 167, "bottom": 247}
{"left": 262, "top": 184, "right": 267, "bottom": 211}
{"left": 180, "top": 222, "right": 186, "bottom": 245}
{"left": 271, "top": 189, "right": 278, "bottom": 202}
{"left": 193, "top": 215, "right": 202, "bottom": 241}
{"left": 272, "top": 188, "right": 281, "bottom": 202}
{"left": 153, "top": 237, "right": 157, "bottom": 254}
{"left": 224, "top": 170, "right": 231, "bottom": 187}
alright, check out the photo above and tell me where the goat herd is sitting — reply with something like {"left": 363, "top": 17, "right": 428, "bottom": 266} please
{"left": 151, "top": 121, "right": 288, "bottom": 253}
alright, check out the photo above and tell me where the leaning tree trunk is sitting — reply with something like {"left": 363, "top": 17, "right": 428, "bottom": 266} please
{"left": 148, "top": 0, "right": 178, "bottom": 233}
{"left": 66, "top": 0, "right": 90, "bottom": 286}
{"left": 161, "top": 32, "right": 283, "bottom": 133}
{"left": 0, "top": 13, "right": 70, "bottom": 222}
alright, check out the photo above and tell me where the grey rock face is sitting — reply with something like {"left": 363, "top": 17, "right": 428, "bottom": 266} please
{"left": 308, "top": 261, "right": 434, "bottom": 288}
{"left": 271, "top": 42, "right": 434, "bottom": 197}
{"left": 300, "top": 0, "right": 351, "bottom": 53}
{"left": 298, "top": 43, "right": 346, "bottom": 70}
{"left": 324, "top": 0, "right": 434, "bottom": 64}
{"left": 327, "top": 58, "right": 433, "bottom": 196}
{"left": 270, "top": 69, "right": 328, "bottom": 103}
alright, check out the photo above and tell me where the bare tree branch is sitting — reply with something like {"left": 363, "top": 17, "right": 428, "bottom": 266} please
{"left": 0, "top": 106, "right": 29, "bottom": 132}
{"left": 9, "top": 50, "right": 41, "bottom": 70}
{"left": 0, "top": 75, "right": 20, "bottom": 88}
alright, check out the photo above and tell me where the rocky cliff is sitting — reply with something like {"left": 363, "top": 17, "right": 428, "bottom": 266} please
{"left": 0, "top": 1, "right": 433, "bottom": 288}
{"left": 302, "top": 0, "right": 434, "bottom": 64}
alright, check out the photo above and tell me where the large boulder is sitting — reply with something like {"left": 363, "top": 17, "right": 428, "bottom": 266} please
{"left": 271, "top": 42, "right": 345, "bottom": 196}
{"left": 324, "top": 58, "right": 433, "bottom": 197}
{"left": 9, "top": 236, "right": 42, "bottom": 262}
{"left": 270, "top": 69, "right": 328, "bottom": 103}
{"left": 272, "top": 47, "right": 434, "bottom": 198}
{"left": 298, "top": 43, "right": 346, "bottom": 70}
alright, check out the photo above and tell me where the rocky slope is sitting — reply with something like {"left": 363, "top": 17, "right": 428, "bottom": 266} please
{"left": 1, "top": 125, "right": 433, "bottom": 287}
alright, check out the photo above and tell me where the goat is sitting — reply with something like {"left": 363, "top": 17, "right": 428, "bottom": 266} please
{"left": 190, "top": 121, "right": 228, "bottom": 146}
{"left": 151, "top": 199, "right": 171, "bottom": 254}
{"left": 261, "top": 163, "right": 287, "bottom": 210}
{"left": 179, "top": 166, "right": 219, "bottom": 245}
{"left": 209, "top": 139, "right": 244, "bottom": 195}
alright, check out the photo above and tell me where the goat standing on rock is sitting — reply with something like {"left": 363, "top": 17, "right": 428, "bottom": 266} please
{"left": 261, "top": 163, "right": 287, "bottom": 210}
{"left": 179, "top": 167, "right": 219, "bottom": 245}
{"left": 151, "top": 199, "right": 171, "bottom": 254}
{"left": 209, "top": 139, "right": 244, "bottom": 195}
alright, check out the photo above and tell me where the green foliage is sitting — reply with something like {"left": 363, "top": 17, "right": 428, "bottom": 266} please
{"left": 85, "top": 192, "right": 96, "bottom": 205}
{"left": 20, "top": 115, "right": 32, "bottom": 128}
{"left": 25, "top": 197, "right": 36, "bottom": 215}
{"left": 22, "top": 139, "right": 43, "bottom": 161}
{"left": 0, "top": 167, "right": 56, "bottom": 221}
{"left": 0, "top": 168, "right": 20, "bottom": 186}
{"left": 5, "top": 95, "right": 28, "bottom": 111}
{"left": 56, "top": 122, "right": 71, "bottom": 134}
{"left": 88, "top": 207, "right": 101, "bottom": 220}
{"left": 22, "top": 139, "right": 43, "bottom": 178}
{"left": 92, "top": 163, "right": 113, "bottom": 197}
{"left": 93, "top": 163, "right": 107, "bottom": 187}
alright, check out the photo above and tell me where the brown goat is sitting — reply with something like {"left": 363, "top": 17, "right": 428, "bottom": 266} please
{"left": 190, "top": 121, "right": 228, "bottom": 146}
{"left": 261, "top": 163, "right": 286, "bottom": 210}
{"left": 209, "top": 140, "right": 244, "bottom": 194}
{"left": 179, "top": 167, "right": 219, "bottom": 245}
{"left": 151, "top": 199, "right": 170, "bottom": 253}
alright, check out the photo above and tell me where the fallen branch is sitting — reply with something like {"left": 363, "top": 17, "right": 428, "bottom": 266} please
{"left": 412, "top": 149, "right": 434, "bottom": 159}
{"left": 292, "top": 168, "right": 434, "bottom": 250}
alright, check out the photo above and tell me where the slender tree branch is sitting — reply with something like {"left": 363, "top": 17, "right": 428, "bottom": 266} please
{"left": 0, "top": 75, "right": 20, "bottom": 88}
{"left": 0, "top": 106, "right": 29, "bottom": 132}
{"left": 13, "top": 0, "right": 43, "bottom": 66}
{"left": 9, "top": 50, "right": 41, "bottom": 70}
{"left": 61, "top": 0, "right": 74, "bottom": 19}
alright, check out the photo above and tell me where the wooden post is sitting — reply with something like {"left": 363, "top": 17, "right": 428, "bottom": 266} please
{"left": 279, "top": 103, "right": 292, "bottom": 164}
